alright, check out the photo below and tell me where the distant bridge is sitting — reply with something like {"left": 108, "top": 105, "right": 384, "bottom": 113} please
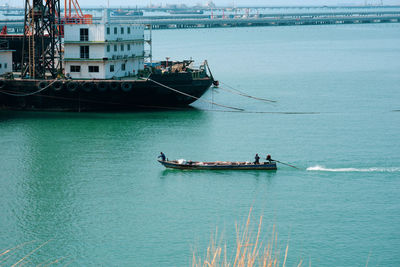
{"left": 140, "top": 12, "right": 400, "bottom": 29}
{"left": 1, "top": 10, "right": 400, "bottom": 33}
{"left": 2, "top": 5, "right": 400, "bottom": 12}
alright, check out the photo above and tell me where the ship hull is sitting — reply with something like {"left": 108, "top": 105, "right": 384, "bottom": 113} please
{"left": 0, "top": 73, "right": 212, "bottom": 111}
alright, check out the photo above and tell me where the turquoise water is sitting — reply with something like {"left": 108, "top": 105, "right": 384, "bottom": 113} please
{"left": 1, "top": 24, "right": 400, "bottom": 266}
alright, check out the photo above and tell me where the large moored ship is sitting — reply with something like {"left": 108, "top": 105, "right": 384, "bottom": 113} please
{"left": 0, "top": 3, "right": 214, "bottom": 111}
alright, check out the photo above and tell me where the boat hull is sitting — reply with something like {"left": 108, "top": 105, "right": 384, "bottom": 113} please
{"left": 0, "top": 73, "right": 212, "bottom": 111}
{"left": 158, "top": 160, "right": 278, "bottom": 170}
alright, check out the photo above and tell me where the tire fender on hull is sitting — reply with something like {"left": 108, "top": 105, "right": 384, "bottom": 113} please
{"left": 98, "top": 82, "right": 108, "bottom": 92}
{"left": 110, "top": 82, "right": 120, "bottom": 91}
{"left": 121, "top": 82, "right": 132, "bottom": 92}
{"left": 67, "top": 82, "right": 78, "bottom": 92}
{"left": 52, "top": 81, "right": 63, "bottom": 91}
{"left": 38, "top": 81, "right": 48, "bottom": 90}
{"left": 82, "top": 82, "right": 94, "bottom": 92}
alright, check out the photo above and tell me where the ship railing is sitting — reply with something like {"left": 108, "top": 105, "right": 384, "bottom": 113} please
{"left": 62, "top": 15, "right": 93, "bottom": 25}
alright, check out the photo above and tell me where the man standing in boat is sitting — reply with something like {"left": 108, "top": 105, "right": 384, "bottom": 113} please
{"left": 254, "top": 154, "right": 260, "bottom": 164}
{"left": 158, "top": 152, "right": 166, "bottom": 161}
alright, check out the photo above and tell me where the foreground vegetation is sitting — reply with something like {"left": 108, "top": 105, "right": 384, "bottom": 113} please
{"left": 192, "top": 208, "right": 300, "bottom": 267}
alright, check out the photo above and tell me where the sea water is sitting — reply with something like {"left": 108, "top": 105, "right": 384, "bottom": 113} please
{"left": 1, "top": 23, "right": 399, "bottom": 266}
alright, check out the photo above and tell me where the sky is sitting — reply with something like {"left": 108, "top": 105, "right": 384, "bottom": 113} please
{"left": 81, "top": 0, "right": 400, "bottom": 7}
{"left": 2, "top": 0, "right": 400, "bottom": 8}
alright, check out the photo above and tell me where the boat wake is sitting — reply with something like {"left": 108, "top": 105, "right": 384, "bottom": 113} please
{"left": 307, "top": 165, "right": 400, "bottom": 172}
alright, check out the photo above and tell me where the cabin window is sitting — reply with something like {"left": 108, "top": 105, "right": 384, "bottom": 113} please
{"left": 110, "top": 65, "right": 114, "bottom": 72}
{"left": 80, "top": 28, "right": 89, "bottom": 41}
{"left": 121, "top": 44, "right": 124, "bottom": 51}
{"left": 89, "top": 66, "right": 99, "bottom": 73}
{"left": 107, "top": 27, "right": 110, "bottom": 34}
{"left": 114, "top": 27, "right": 117, "bottom": 34}
{"left": 121, "top": 27, "right": 124, "bottom": 34}
{"left": 127, "top": 27, "right": 131, "bottom": 34}
{"left": 107, "top": 45, "right": 110, "bottom": 52}
{"left": 70, "top": 65, "right": 81, "bottom": 72}
{"left": 121, "top": 63, "right": 126, "bottom": 71}
{"left": 80, "top": 46, "right": 89, "bottom": 59}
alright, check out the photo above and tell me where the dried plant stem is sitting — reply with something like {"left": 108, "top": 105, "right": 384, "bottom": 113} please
{"left": 193, "top": 209, "right": 298, "bottom": 267}
{"left": 11, "top": 240, "right": 51, "bottom": 267}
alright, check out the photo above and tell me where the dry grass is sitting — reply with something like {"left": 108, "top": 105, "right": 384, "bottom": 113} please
{"left": 0, "top": 239, "right": 69, "bottom": 267}
{"left": 192, "top": 208, "right": 301, "bottom": 267}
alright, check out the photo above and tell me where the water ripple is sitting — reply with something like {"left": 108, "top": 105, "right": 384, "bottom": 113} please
{"left": 307, "top": 165, "right": 400, "bottom": 172}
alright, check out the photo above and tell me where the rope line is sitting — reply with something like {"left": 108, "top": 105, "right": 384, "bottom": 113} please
{"left": 0, "top": 86, "right": 319, "bottom": 114}
{"left": 219, "top": 81, "right": 277, "bottom": 103}
{"left": 144, "top": 77, "right": 244, "bottom": 112}
{"left": 201, "top": 110, "right": 320, "bottom": 114}
{"left": 0, "top": 79, "right": 58, "bottom": 97}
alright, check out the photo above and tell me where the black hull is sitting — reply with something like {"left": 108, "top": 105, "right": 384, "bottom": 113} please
{"left": 158, "top": 160, "right": 278, "bottom": 170}
{"left": 0, "top": 73, "right": 212, "bottom": 111}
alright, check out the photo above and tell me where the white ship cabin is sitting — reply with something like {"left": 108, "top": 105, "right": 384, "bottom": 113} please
{"left": 0, "top": 49, "right": 13, "bottom": 75}
{"left": 63, "top": 20, "right": 145, "bottom": 79}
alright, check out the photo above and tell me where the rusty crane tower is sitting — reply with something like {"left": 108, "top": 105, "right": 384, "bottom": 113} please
{"left": 21, "top": 0, "right": 62, "bottom": 79}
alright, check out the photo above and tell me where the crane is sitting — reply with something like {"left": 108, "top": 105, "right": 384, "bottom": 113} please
{"left": 20, "top": 0, "right": 91, "bottom": 79}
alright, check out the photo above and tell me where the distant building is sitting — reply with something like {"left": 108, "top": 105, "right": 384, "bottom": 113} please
{"left": 0, "top": 49, "right": 13, "bottom": 75}
{"left": 63, "top": 17, "right": 145, "bottom": 79}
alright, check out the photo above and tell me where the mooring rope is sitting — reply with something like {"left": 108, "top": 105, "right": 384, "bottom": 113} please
{"left": 0, "top": 79, "right": 58, "bottom": 97}
{"left": 201, "top": 109, "right": 320, "bottom": 114}
{"left": 219, "top": 81, "right": 277, "bottom": 103}
{"left": 143, "top": 77, "right": 244, "bottom": 112}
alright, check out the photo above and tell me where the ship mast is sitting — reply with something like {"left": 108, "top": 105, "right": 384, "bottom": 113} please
{"left": 21, "top": 0, "right": 62, "bottom": 79}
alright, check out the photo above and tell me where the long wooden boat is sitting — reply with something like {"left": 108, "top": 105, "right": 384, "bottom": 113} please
{"left": 158, "top": 160, "right": 277, "bottom": 170}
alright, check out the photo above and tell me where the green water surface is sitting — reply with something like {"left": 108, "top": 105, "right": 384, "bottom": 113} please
{"left": 1, "top": 24, "right": 400, "bottom": 266}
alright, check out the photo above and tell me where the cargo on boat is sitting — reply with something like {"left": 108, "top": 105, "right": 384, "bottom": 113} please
{"left": 158, "top": 159, "right": 278, "bottom": 170}
{"left": 0, "top": 5, "right": 214, "bottom": 111}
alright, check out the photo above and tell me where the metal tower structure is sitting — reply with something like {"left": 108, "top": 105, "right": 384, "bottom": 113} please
{"left": 21, "top": 0, "right": 62, "bottom": 79}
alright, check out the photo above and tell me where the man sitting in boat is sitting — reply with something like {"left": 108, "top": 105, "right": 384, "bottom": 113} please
{"left": 254, "top": 154, "right": 260, "bottom": 165}
{"left": 266, "top": 154, "right": 272, "bottom": 163}
{"left": 158, "top": 152, "right": 166, "bottom": 161}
